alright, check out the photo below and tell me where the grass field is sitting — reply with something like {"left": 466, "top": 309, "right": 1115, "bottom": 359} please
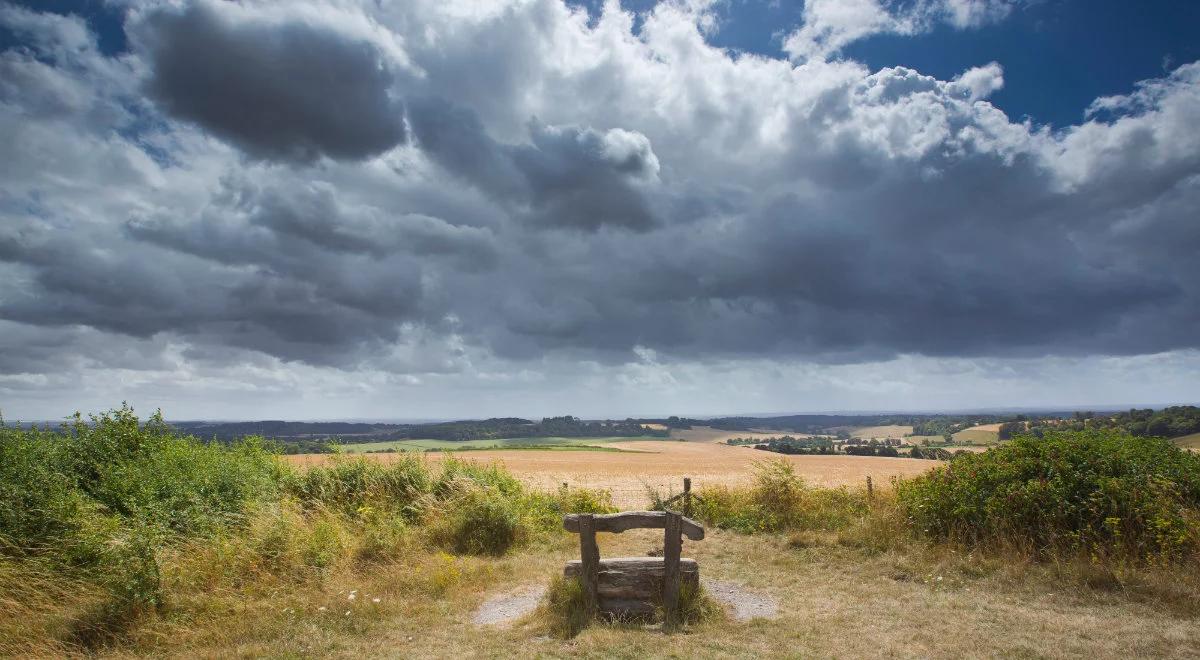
{"left": 953, "top": 425, "right": 1002, "bottom": 444}
{"left": 34, "top": 526, "right": 1196, "bottom": 658}
{"left": 287, "top": 440, "right": 938, "bottom": 508}
{"left": 668, "top": 426, "right": 785, "bottom": 443}
{"left": 336, "top": 436, "right": 661, "bottom": 452}
{"left": 7, "top": 414, "right": 1200, "bottom": 658}
{"left": 845, "top": 425, "right": 912, "bottom": 439}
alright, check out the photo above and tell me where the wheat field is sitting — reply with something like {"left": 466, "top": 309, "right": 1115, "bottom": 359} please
{"left": 285, "top": 440, "right": 937, "bottom": 507}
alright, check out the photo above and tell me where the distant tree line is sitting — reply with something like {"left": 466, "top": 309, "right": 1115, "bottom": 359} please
{"left": 171, "top": 415, "right": 666, "bottom": 452}
{"left": 1021, "top": 406, "right": 1200, "bottom": 439}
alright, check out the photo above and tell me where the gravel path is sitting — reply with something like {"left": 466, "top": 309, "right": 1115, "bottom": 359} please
{"left": 472, "top": 585, "right": 547, "bottom": 627}
{"left": 472, "top": 579, "right": 777, "bottom": 626}
{"left": 704, "top": 579, "right": 779, "bottom": 621}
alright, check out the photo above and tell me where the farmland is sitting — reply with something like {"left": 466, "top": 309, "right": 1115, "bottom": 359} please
{"left": 668, "top": 426, "right": 786, "bottom": 444}
{"left": 286, "top": 439, "right": 938, "bottom": 508}
{"left": 335, "top": 436, "right": 661, "bottom": 452}
{"left": 953, "top": 423, "right": 1003, "bottom": 444}
{"left": 842, "top": 424, "right": 912, "bottom": 439}
{"left": 1176, "top": 432, "right": 1200, "bottom": 449}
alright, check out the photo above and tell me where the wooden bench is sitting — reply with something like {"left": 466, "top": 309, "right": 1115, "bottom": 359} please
{"left": 563, "top": 511, "right": 705, "bottom": 628}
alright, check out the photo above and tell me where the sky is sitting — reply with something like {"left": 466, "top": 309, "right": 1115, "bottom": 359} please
{"left": 1, "top": 0, "right": 1198, "bottom": 421}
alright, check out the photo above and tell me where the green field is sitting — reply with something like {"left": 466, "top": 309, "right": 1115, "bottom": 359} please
{"left": 905, "top": 430, "right": 999, "bottom": 447}
{"left": 336, "top": 436, "right": 663, "bottom": 453}
{"left": 952, "top": 428, "right": 1001, "bottom": 444}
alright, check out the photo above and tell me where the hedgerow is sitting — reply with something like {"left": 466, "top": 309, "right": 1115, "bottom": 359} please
{"left": 897, "top": 430, "right": 1200, "bottom": 561}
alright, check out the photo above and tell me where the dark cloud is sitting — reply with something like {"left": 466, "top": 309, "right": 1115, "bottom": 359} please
{"left": 137, "top": 1, "right": 405, "bottom": 162}
{"left": 0, "top": 0, "right": 1199, "bottom": 391}
{"left": 408, "top": 97, "right": 662, "bottom": 231}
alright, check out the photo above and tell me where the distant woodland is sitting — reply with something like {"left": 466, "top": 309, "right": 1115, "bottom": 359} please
{"left": 108, "top": 406, "right": 1200, "bottom": 454}
{"left": 170, "top": 416, "right": 666, "bottom": 453}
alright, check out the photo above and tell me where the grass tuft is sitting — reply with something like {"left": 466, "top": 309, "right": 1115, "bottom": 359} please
{"left": 539, "top": 574, "right": 592, "bottom": 639}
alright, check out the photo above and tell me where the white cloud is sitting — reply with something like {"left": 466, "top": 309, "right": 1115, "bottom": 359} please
{"left": 950, "top": 61, "right": 1005, "bottom": 101}
{"left": 0, "top": 0, "right": 1197, "bottom": 417}
{"left": 783, "top": 0, "right": 1021, "bottom": 63}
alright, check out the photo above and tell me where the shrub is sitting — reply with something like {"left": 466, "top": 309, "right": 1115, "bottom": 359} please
{"left": 897, "top": 430, "right": 1200, "bottom": 561}
{"left": 695, "top": 460, "right": 868, "bottom": 533}
{"left": 0, "top": 426, "right": 114, "bottom": 565}
{"left": 427, "top": 487, "right": 524, "bottom": 556}
{"left": 0, "top": 406, "right": 279, "bottom": 561}
{"left": 524, "top": 485, "right": 617, "bottom": 534}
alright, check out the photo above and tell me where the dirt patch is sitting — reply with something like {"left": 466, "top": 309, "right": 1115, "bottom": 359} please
{"left": 473, "top": 585, "right": 546, "bottom": 627}
{"left": 704, "top": 579, "right": 779, "bottom": 621}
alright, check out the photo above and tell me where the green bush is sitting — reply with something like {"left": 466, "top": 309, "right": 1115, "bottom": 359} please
{"left": 523, "top": 485, "right": 617, "bottom": 534}
{"left": 1, "top": 406, "right": 279, "bottom": 561}
{"left": 0, "top": 426, "right": 111, "bottom": 563}
{"left": 427, "top": 487, "right": 524, "bottom": 556}
{"left": 695, "top": 460, "right": 868, "bottom": 533}
{"left": 898, "top": 430, "right": 1200, "bottom": 561}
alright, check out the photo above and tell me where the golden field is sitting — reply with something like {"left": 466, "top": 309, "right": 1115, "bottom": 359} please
{"left": 285, "top": 439, "right": 938, "bottom": 508}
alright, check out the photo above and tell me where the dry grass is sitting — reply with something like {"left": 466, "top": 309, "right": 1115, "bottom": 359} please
{"left": 667, "top": 426, "right": 785, "bottom": 443}
{"left": 1174, "top": 432, "right": 1200, "bottom": 449}
{"left": 846, "top": 425, "right": 913, "bottom": 439}
{"left": 22, "top": 527, "right": 1196, "bottom": 659}
{"left": 284, "top": 442, "right": 937, "bottom": 508}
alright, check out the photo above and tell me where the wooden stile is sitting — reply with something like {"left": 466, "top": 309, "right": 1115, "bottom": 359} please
{"left": 563, "top": 511, "right": 704, "bottom": 540}
{"left": 561, "top": 489, "right": 706, "bottom": 631}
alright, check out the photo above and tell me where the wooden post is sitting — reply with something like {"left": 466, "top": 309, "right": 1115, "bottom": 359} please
{"left": 866, "top": 476, "right": 874, "bottom": 502}
{"left": 662, "top": 511, "right": 682, "bottom": 630}
{"left": 578, "top": 513, "right": 600, "bottom": 614}
{"left": 682, "top": 477, "right": 692, "bottom": 517}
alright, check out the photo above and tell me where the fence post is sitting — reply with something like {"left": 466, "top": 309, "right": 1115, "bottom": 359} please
{"left": 578, "top": 513, "right": 600, "bottom": 614}
{"left": 682, "top": 477, "right": 692, "bottom": 517}
{"left": 866, "top": 476, "right": 874, "bottom": 502}
{"left": 662, "top": 511, "right": 682, "bottom": 630}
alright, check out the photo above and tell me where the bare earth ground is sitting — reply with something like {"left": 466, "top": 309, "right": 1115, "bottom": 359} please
{"left": 286, "top": 441, "right": 937, "bottom": 508}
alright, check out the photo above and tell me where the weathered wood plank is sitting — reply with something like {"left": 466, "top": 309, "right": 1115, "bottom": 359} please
{"left": 565, "top": 557, "right": 699, "bottom": 572}
{"left": 595, "top": 598, "right": 656, "bottom": 619}
{"left": 662, "top": 511, "right": 683, "bottom": 629}
{"left": 564, "top": 558, "right": 700, "bottom": 618}
{"left": 563, "top": 511, "right": 704, "bottom": 540}
{"left": 564, "top": 561, "right": 700, "bottom": 588}
{"left": 578, "top": 514, "right": 600, "bottom": 612}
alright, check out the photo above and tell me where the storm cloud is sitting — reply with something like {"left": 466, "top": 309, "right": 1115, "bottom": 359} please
{"left": 1, "top": 0, "right": 1198, "bottom": 416}
{"left": 138, "top": 1, "right": 406, "bottom": 162}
